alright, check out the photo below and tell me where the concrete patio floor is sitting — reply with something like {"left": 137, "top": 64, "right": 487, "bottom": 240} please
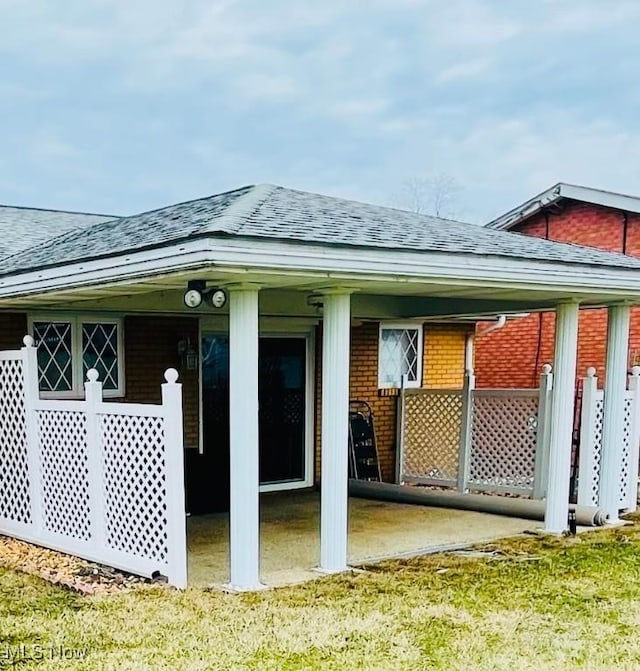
{"left": 187, "top": 490, "right": 536, "bottom": 587}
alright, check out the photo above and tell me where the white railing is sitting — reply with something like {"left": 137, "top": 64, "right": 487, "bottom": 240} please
{"left": 0, "top": 337, "right": 187, "bottom": 587}
{"left": 577, "top": 366, "right": 640, "bottom": 512}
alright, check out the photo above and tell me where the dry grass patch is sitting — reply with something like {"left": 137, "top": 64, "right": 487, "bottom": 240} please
{"left": 3, "top": 518, "right": 640, "bottom": 669}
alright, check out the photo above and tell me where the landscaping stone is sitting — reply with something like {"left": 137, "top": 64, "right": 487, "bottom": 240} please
{"left": 0, "top": 534, "right": 168, "bottom": 595}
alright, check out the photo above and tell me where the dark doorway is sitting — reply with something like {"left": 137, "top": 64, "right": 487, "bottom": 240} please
{"left": 185, "top": 335, "right": 308, "bottom": 515}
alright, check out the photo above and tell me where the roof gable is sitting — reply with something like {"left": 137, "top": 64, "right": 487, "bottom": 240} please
{"left": 487, "top": 183, "right": 640, "bottom": 231}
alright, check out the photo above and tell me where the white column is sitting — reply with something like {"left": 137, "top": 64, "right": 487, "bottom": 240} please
{"left": 545, "top": 302, "right": 579, "bottom": 533}
{"left": 228, "top": 285, "right": 262, "bottom": 590}
{"left": 319, "top": 290, "right": 351, "bottom": 572}
{"left": 599, "top": 303, "right": 631, "bottom": 522}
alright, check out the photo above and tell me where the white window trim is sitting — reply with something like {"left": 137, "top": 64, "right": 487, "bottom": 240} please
{"left": 378, "top": 322, "right": 423, "bottom": 389}
{"left": 28, "top": 313, "right": 125, "bottom": 399}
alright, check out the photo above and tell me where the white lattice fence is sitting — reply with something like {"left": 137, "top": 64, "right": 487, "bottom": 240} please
{"left": 398, "top": 370, "right": 552, "bottom": 497}
{"left": 0, "top": 338, "right": 187, "bottom": 587}
{"left": 469, "top": 391, "right": 539, "bottom": 494}
{"left": 0, "top": 353, "right": 31, "bottom": 526}
{"left": 399, "top": 390, "right": 463, "bottom": 486}
{"left": 101, "top": 413, "right": 169, "bottom": 565}
{"left": 578, "top": 367, "right": 640, "bottom": 512}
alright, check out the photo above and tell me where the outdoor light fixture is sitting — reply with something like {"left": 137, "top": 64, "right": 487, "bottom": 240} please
{"left": 177, "top": 337, "right": 198, "bottom": 370}
{"left": 183, "top": 280, "right": 227, "bottom": 310}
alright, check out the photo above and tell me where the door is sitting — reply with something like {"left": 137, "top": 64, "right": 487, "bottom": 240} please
{"left": 258, "top": 337, "right": 306, "bottom": 484}
{"left": 186, "top": 334, "right": 309, "bottom": 514}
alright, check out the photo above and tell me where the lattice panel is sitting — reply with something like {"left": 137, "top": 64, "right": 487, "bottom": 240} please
{"left": 100, "top": 414, "right": 169, "bottom": 563}
{"left": 37, "top": 410, "right": 91, "bottom": 540}
{"left": 583, "top": 398, "right": 605, "bottom": 506}
{"left": 401, "top": 391, "right": 462, "bottom": 483}
{"left": 0, "top": 359, "right": 31, "bottom": 523}
{"left": 283, "top": 390, "right": 304, "bottom": 425}
{"left": 469, "top": 394, "right": 539, "bottom": 491}
{"left": 621, "top": 396, "right": 634, "bottom": 506}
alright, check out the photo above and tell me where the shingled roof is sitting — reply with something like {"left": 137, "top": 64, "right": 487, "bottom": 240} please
{"left": 3, "top": 184, "right": 640, "bottom": 275}
{"left": 0, "top": 205, "right": 115, "bottom": 260}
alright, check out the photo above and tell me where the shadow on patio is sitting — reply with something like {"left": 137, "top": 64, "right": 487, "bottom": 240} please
{"left": 187, "top": 490, "right": 536, "bottom": 587}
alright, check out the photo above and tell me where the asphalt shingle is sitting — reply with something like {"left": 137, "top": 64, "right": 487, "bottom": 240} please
{"left": 0, "top": 205, "right": 115, "bottom": 260}
{"left": 2, "top": 184, "right": 640, "bottom": 274}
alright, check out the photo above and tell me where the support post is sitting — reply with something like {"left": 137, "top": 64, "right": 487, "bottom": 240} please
{"left": 22, "top": 336, "right": 41, "bottom": 532}
{"left": 545, "top": 302, "right": 579, "bottom": 533}
{"left": 162, "top": 368, "right": 188, "bottom": 588}
{"left": 228, "top": 285, "right": 262, "bottom": 590}
{"left": 457, "top": 368, "right": 475, "bottom": 493}
{"left": 84, "top": 369, "right": 106, "bottom": 552}
{"left": 319, "top": 290, "right": 351, "bottom": 573}
{"left": 625, "top": 366, "right": 640, "bottom": 512}
{"left": 577, "top": 367, "right": 599, "bottom": 506}
{"left": 599, "top": 303, "right": 631, "bottom": 522}
{"left": 533, "top": 364, "right": 553, "bottom": 500}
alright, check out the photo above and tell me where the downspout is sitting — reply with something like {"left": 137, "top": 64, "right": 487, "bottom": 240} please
{"left": 466, "top": 315, "right": 507, "bottom": 373}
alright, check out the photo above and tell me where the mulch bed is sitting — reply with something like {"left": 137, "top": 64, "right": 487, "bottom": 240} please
{"left": 0, "top": 535, "right": 168, "bottom": 595}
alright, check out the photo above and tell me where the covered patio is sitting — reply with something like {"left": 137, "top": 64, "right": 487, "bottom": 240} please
{"left": 187, "top": 490, "right": 535, "bottom": 587}
{"left": 2, "top": 185, "right": 640, "bottom": 589}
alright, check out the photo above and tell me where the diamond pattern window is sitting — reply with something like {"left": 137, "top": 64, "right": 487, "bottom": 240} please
{"left": 30, "top": 316, "right": 123, "bottom": 397}
{"left": 378, "top": 324, "right": 422, "bottom": 389}
{"left": 33, "top": 322, "right": 73, "bottom": 392}
{"left": 82, "top": 323, "right": 119, "bottom": 390}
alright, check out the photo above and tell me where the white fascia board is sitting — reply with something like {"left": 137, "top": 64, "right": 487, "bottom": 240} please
{"left": 558, "top": 184, "right": 640, "bottom": 215}
{"left": 1, "top": 236, "right": 640, "bottom": 300}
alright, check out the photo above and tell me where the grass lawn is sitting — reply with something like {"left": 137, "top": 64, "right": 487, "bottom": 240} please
{"left": 3, "top": 520, "right": 640, "bottom": 670}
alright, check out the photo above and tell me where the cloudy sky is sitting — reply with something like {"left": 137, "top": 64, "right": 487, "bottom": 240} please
{"left": 1, "top": 0, "right": 639, "bottom": 223}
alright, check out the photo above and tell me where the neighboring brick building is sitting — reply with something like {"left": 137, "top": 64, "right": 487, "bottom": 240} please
{"left": 475, "top": 184, "right": 640, "bottom": 388}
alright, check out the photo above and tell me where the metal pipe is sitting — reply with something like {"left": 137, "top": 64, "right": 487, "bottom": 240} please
{"left": 349, "top": 479, "right": 608, "bottom": 527}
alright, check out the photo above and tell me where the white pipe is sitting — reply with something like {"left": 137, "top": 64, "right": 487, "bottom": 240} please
{"left": 475, "top": 314, "right": 507, "bottom": 337}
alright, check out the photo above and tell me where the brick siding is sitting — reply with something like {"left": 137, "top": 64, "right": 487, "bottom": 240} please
{"left": 475, "top": 200, "right": 640, "bottom": 387}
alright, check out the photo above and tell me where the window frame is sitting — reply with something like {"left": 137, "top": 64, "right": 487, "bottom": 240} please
{"left": 28, "top": 313, "right": 125, "bottom": 399}
{"left": 377, "top": 322, "right": 423, "bottom": 389}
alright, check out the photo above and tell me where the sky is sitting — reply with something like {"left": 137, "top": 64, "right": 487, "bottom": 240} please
{"left": 1, "top": 0, "right": 639, "bottom": 224}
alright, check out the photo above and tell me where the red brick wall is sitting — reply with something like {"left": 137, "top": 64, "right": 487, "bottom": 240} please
{"left": 475, "top": 200, "right": 640, "bottom": 388}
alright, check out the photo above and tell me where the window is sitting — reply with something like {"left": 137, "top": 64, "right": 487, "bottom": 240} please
{"left": 30, "top": 316, "right": 124, "bottom": 397}
{"left": 378, "top": 323, "right": 423, "bottom": 389}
